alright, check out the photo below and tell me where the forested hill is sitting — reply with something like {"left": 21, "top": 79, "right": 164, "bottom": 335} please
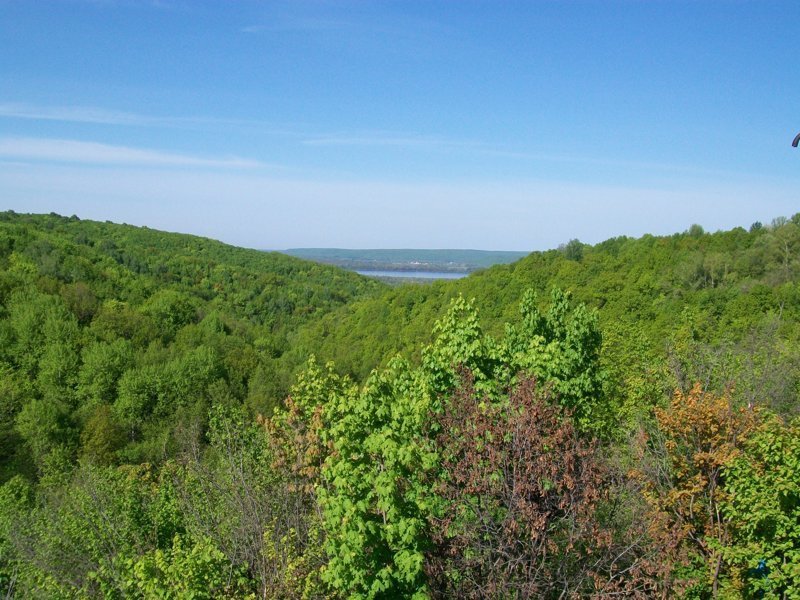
{"left": 2, "top": 212, "right": 800, "bottom": 597}
{"left": 283, "top": 218, "right": 800, "bottom": 413}
{"left": 0, "top": 212, "right": 382, "bottom": 326}
{"left": 0, "top": 211, "right": 383, "bottom": 476}
{"left": 4, "top": 210, "right": 799, "bottom": 468}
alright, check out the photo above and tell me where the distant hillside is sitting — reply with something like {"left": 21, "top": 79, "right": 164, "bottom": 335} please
{"left": 282, "top": 248, "right": 529, "bottom": 273}
{"left": 281, "top": 220, "right": 800, "bottom": 417}
{"left": 0, "top": 212, "right": 382, "bottom": 328}
{"left": 0, "top": 211, "right": 384, "bottom": 477}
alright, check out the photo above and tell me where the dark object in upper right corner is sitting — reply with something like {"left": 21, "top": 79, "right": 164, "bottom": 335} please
{"left": 793, "top": 132, "right": 800, "bottom": 147}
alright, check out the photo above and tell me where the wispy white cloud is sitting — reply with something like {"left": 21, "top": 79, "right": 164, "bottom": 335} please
{"left": 299, "top": 131, "right": 739, "bottom": 179}
{"left": 0, "top": 137, "right": 267, "bottom": 169}
{"left": 301, "top": 132, "right": 483, "bottom": 151}
{"left": 0, "top": 103, "right": 158, "bottom": 126}
{"left": 0, "top": 103, "right": 468, "bottom": 150}
{"left": 0, "top": 104, "right": 750, "bottom": 180}
{"left": 0, "top": 102, "right": 303, "bottom": 136}
{"left": 239, "top": 4, "right": 447, "bottom": 49}
{"left": 477, "top": 146, "right": 745, "bottom": 178}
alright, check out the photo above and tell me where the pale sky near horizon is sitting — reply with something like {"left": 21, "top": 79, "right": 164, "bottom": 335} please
{"left": 1, "top": 1, "right": 798, "bottom": 250}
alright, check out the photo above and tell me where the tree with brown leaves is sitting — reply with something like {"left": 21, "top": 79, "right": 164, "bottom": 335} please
{"left": 426, "top": 373, "right": 613, "bottom": 599}
{"left": 637, "top": 384, "right": 759, "bottom": 597}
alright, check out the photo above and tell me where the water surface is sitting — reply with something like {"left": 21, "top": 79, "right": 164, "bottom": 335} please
{"left": 356, "top": 270, "right": 467, "bottom": 280}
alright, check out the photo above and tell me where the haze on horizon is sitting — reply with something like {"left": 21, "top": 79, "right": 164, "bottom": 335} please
{"left": 1, "top": 1, "right": 798, "bottom": 251}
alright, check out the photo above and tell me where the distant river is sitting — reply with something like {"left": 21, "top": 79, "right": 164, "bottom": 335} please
{"left": 355, "top": 270, "right": 468, "bottom": 280}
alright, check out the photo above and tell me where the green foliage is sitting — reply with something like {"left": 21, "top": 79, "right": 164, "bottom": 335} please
{"left": 319, "top": 291, "right": 606, "bottom": 598}
{"left": 114, "top": 364, "right": 163, "bottom": 434}
{"left": 319, "top": 358, "right": 433, "bottom": 599}
{"left": 2, "top": 211, "right": 800, "bottom": 598}
{"left": 80, "top": 405, "right": 126, "bottom": 465}
{"left": 141, "top": 289, "right": 198, "bottom": 343}
{"left": 0, "top": 475, "right": 33, "bottom": 597}
{"left": 6, "top": 289, "right": 67, "bottom": 377}
{"left": 421, "top": 290, "right": 608, "bottom": 434}
{"left": 421, "top": 295, "right": 501, "bottom": 395}
{"left": 0, "top": 213, "right": 383, "bottom": 479}
{"left": 0, "top": 366, "right": 33, "bottom": 480}
{"left": 89, "top": 300, "right": 158, "bottom": 347}
{"left": 78, "top": 339, "right": 134, "bottom": 408}
{"left": 560, "top": 238, "right": 585, "bottom": 261}
{"left": 688, "top": 223, "right": 706, "bottom": 237}
{"left": 117, "top": 535, "right": 253, "bottom": 599}
{"left": 61, "top": 281, "right": 99, "bottom": 325}
{"left": 172, "top": 404, "right": 326, "bottom": 598}
{"left": 507, "top": 288, "right": 607, "bottom": 434}
{"left": 721, "top": 416, "right": 800, "bottom": 598}
{"left": 261, "top": 516, "right": 327, "bottom": 600}
{"left": 0, "top": 463, "right": 185, "bottom": 598}
{"left": 287, "top": 217, "right": 800, "bottom": 426}
{"left": 15, "top": 397, "right": 75, "bottom": 472}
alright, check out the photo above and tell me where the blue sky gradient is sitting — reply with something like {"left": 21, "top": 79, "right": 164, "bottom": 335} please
{"left": 1, "top": 0, "right": 798, "bottom": 249}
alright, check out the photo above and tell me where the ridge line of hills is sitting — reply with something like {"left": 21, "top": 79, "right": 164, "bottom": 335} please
{"left": 282, "top": 247, "right": 529, "bottom": 273}
{"left": 1, "top": 211, "right": 800, "bottom": 596}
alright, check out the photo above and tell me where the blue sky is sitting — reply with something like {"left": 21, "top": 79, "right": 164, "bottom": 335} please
{"left": 1, "top": 0, "right": 798, "bottom": 250}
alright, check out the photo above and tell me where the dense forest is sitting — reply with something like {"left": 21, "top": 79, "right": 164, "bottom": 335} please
{"left": 1, "top": 211, "right": 799, "bottom": 598}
